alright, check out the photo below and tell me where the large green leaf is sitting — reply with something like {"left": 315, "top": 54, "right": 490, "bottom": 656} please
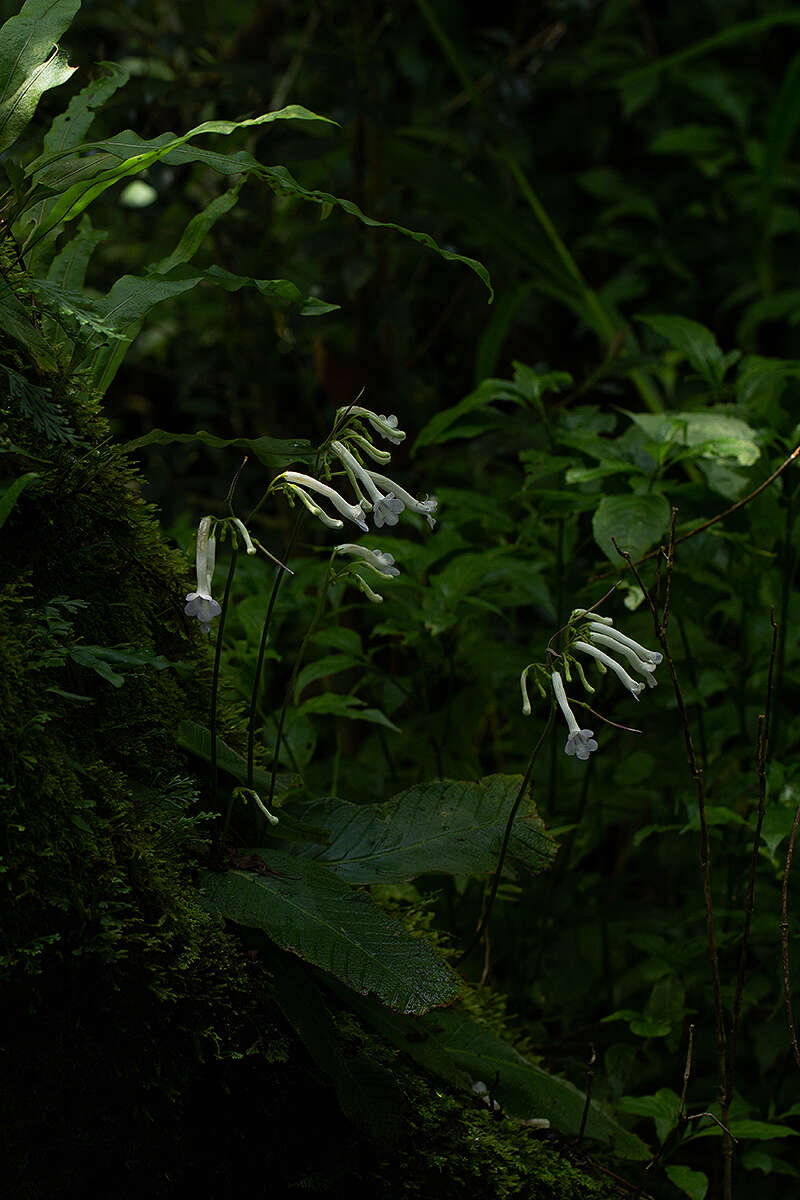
{"left": 297, "top": 775, "right": 557, "bottom": 884}
{"left": 0, "top": 0, "right": 80, "bottom": 154}
{"left": 199, "top": 850, "right": 462, "bottom": 1014}
{"left": 637, "top": 314, "right": 737, "bottom": 391}
{"left": 42, "top": 60, "right": 129, "bottom": 155}
{"left": 20, "top": 106, "right": 334, "bottom": 250}
{"left": 20, "top": 121, "right": 491, "bottom": 296}
{"left": 420, "top": 1010, "right": 650, "bottom": 1159}
{"left": 592, "top": 493, "right": 672, "bottom": 565}
{"left": 625, "top": 409, "right": 761, "bottom": 466}
{"left": 120, "top": 427, "right": 313, "bottom": 473}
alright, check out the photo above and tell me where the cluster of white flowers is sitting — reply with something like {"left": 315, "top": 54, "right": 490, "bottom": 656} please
{"left": 272, "top": 411, "right": 437, "bottom": 535}
{"left": 184, "top": 405, "right": 435, "bottom": 630}
{"left": 521, "top": 609, "right": 662, "bottom": 760}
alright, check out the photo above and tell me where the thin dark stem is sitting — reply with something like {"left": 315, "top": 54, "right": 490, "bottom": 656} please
{"left": 246, "top": 518, "right": 302, "bottom": 788}
{"left": 612, "top": 535, "right": 729, "bottom": 1197}
{"left": 211, "top": 548, "right": 238, "bottom": 842}
{"left": 576, "top": 1045, "right": 596, "bottom": 1143}
{"left": 457, "top": 708, "right": 555, "bottom": 966}
{"left": 782, "top": 801, "right": 800, "bottom": 1070}
{"left": 267, "top": 554, "right": 335, "bottom": 809}
{"left": 728, "top": 609, "right": 778, "bottom": 1097}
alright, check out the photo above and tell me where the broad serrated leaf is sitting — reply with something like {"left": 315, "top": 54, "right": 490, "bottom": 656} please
{"left": 199, "top": 850, "right": 462, "bottom": 1014}
{"left": 419, "top": 1010, "right": 649, "bottom": 1159}
{"left": 296, "top": 775, "right": 557, "bottom": 884}
{"left": 592, "top": 493, "right": 671, "bottom": 564}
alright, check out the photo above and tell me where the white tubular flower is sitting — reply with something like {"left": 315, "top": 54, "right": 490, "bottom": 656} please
{"left": 551, "top": 670, "right": 598, "bottom": 760}
{"left": 520, "top": 665, "right": 534, "bottom": 716}
{"left": 363, "top": 470, "right": 438, "bottom": 529}
{"left": 334, "top": 543, "right": 400, "bottom": 577}
{"left": 231, "top": 517, "right": 257, "bottom": 555}
{"left": 588, "top": 630, "right": 657, "bottom": 678}
{"left": 280, "top": 471, "right": 368, "bottom": 531}
{"left": 587, "top": 621, "right": 663, "bottom": 666}
{"left": 185, "top": 515, "right": 222, "bottom": 633}
{"left": 573, "top": 640, "right": 644, "bottom": 700}
{"left": 338, "top": 406, "right": 406, "bottom": 444}
{"left": 332, "top": 441, "right": 405, "bottom": 528}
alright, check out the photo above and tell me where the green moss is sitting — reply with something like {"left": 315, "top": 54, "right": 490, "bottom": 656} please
{"left": 1, "top": 316, "right": 620, "bottom": 1198}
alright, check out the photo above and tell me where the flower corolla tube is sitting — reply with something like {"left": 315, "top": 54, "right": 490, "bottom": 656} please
{"left": 337, "top": 405, "right": 406, "bottom": 444}
{"left": 185, "top": 515, "right": 222, "bottom": 634}
{"left": 334, "top": 543, "right": 400, "bottom": 577}
{"left": 551, "top": 670, "right": 598, "bottom": 760}
{"left": 279, "top": 471, "right": 368, "bottom": 532}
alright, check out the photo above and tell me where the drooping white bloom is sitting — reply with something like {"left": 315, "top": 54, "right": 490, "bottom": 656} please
{"left": 331, "top": 441, "right": 406, "bottom": 528}
{"left": 338, "top": 405, "right": 406, "bottom": 444}
{"left": 573, "top": 639, "right": 644, "bottom": 700}
{"left": 185, "top": 515, "right": 222, "bottom": 634}
{"left": 588, "top": 630, "right": 657, "bottom": 679}
{"left": 551, "top": 670, "right": 598, "bottom": 760}
{"left": 586, "top": 620, "right": 663, "bottom": 666}
{"left": 279, "top": 471, "right": 368, "bottom": 531}
{"left": 231, "top": 517, "right": 257, "bottom": 555}
{"left": 362, "top": 469, "right": 438, "bottom": 529}
{"left": 334, "top": 543, "right": 400, "bottom": 577}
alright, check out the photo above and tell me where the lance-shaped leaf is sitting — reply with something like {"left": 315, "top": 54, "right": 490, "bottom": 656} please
{"left": 20, "top": 106, "right": 335, "bottom": 250}
{"left": 0, "top": 0, "right": 80, "bottom": 154}
{"left": 119, "top": 427, "right": 314, "bottom": 474}
{"left": 296, "top": 775, "right": 557, "bottom": 883}
{"left": 420, "top": 1010, "right": 650, "bottom": 1160}
{"left": 21, "top": 121, "right": 492, "bottom": 297}
{"left": 199, "top": 849, "right": 462, "bottom": 1014}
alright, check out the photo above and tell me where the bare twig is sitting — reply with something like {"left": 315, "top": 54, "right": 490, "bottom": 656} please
{"left": 728, "top": 609, "right": 779, "bottom": 1096}
{"left": 611, "top": 535, "right": 730, "bottom": 1196}
{"left": 576, "top": 1045, "right": 596, "bottom": 1143}
{"left": 678, "top": 1023, "right": 695, "bottom": 1122}
{"left": 457, "top": 708, "right": 554, "bottom": 965}
{"left": 782, "top": 801, "right": 800, "bottom": 1069}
